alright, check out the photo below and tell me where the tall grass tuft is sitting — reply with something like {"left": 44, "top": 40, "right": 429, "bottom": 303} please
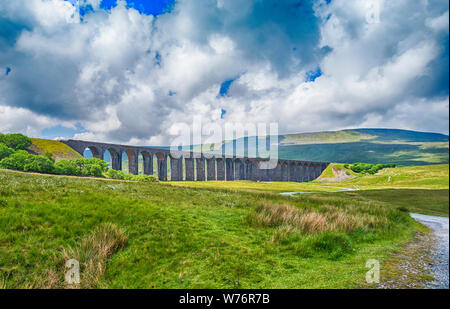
{"left": 63, "top": 223, "right": 128, "bottom": 288}
{"left": 248, "top": 202, "right": 377, "bottom": 237}
{"left": 38, "top": 223, "right": 128, "bottom": 289}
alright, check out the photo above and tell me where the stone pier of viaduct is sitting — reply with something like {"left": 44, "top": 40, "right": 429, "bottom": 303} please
{"left": 60, "top": 139, "right": 329, "bottom": 182}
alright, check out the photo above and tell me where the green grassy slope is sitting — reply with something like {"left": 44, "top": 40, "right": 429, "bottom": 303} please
{"left": 316, "top": 164, "right": 449, "bottom": 190}
{"left": 0, "top": 169, "right": 420, "bottom": 289}
{"left": 28, "top": 138, "right": 82, "bottom": 161}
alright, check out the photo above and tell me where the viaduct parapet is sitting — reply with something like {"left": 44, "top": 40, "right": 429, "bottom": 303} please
{"left": 60, "top": 139, "right": 329, "bottom": 182}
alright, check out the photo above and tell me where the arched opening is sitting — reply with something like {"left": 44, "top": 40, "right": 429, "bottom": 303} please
{"left": 155, "top": 152, "right": 166, "bottom": 181}
{"left": 225, "top": 158, "right": 234, "bottom": 181}
{"left": 107, "top": 148, "right": 121, "bottom": 170}
{"left": 184, "top": 155, "right": 195, "bottom": 181}
{"left": 216, "top": 158, "right": 225, "bottom": 181}
{"left": 193, "top": 156, "right": 197, "bottom": 180}
{"left": 289, "top": 162, "right": 296, "bottom": 182}
{"left": 281, "top": 162, "right": 288, "bottom": 182}
{"left": 182, "top": 156, "right": 186, "bottom": 180}
{"left": 275, "top": 162, "right": 282, "bottom": 181}
{"left": 244, "top": 159, "right": 252, "bottom": 180}
{"left": 194, "top": 156, "right": 206, "bottom": 181}
{"left": 138, "top": 153, "right": 144, "bottom": 174}
{"left": 140, "top": 151, "right": 152, "bottom": 175}
{"left": 297, "top": 162, "right": 303, "bottom": 182}
{"left": 121, "top": 151, "right": 128, "bottom": 173}
{"left": 121, "top": 149, "right": 138, "bottom": 175}
{"left": 153, "top": 155, "right": 158, "bottom": 176}
{"left": 252, "top": 160, "right": 260, "bottom": 181}
{"left": 103, "top": 149, "right": 112, "bottom": 169}
{"left": 206, "top": 157, "right": 216, "bottom": 181}
{"left": 306, "top": 163, "right": 313, "bottom": 182}
{"left": 83, "top": 146, "right": 102, "bottom": 159}
{"left": 167, "top": 156, "right": 172, "bottom": 180}
{"left": 235, "top": 159, "right": 244, "bottom": 180}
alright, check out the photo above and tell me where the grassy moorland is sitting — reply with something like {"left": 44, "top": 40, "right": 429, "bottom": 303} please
{"left": 0, "top": 168, "right": 424, "bottom": 289}
{"left": 171, "top": 164, "right": 449, "bottom": 217}
{"left": 317, "top": 164, "right": 449, "bottom": 217}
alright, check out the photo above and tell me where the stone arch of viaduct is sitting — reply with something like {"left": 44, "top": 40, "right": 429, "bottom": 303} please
{"left": 60, "top": 139, "right": 329, "bottom": 182}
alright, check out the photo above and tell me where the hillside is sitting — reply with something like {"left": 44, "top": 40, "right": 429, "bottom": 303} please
{"left": 201, "top": 128, "right": 449, "bottom": 165}
{"left": 28, "top": 138, "right": 82, "bottom": 161}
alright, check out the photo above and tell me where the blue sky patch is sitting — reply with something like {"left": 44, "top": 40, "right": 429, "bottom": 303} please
{"left": 79, "top": 4, "right": 94, "bottom": 16}
{"left": 100, "top": 0, "right": 174, "bottom": 15}
{"left": 64, "top": 0, "right": 174, "bottom": 16}
{"left": 219, "top": 78, "right": 236, "bottom": 97}
{"left": 305, "top": 67, "right": 322, "bottom": 82}
{"left": 220, "top": 108, "right": 227, "bottom": 119}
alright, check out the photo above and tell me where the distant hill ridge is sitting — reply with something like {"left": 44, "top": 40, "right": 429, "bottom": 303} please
{"left": 194, "top": 128, "right": 449, "bottom": 166}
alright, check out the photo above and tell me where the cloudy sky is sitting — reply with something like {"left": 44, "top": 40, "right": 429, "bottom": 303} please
{"left": 0, "top": 0, "right": 448, "bottom": 145}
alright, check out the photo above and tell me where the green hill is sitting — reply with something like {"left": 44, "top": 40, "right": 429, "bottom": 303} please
{"left": 204, "top": 128, "right": 449, "bottom": 165}
{"left": 28, "top": 138, "right": 82, "bottom": 161}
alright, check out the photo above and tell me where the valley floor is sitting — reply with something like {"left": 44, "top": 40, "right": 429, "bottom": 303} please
{"left": 0, "top": 164, "right": 448, "bottom": 288}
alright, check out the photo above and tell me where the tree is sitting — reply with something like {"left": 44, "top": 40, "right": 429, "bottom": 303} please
{"left": 24, "top": 156, "right": 55, "bottom": 173}
{"left": 0, "top": 143, "right": 14, "bottom": 160}
{"left": 0, "top": 133, "right": 32, "bottom": 150}
{"left": 0, "top": 150, "right": 34, "bottom": 171}
{"left": 54, "top": 159, "right": 80, "bottom": 176}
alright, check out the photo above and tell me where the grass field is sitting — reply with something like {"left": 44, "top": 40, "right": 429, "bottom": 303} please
{"left": 317, "top": 164, "right": 449, "bottom": 190}
{"left": 171, "top": 164, "right": 449, "bottom": 217}
{"left": 0, "top": 168, "right": 428, "bottom": 289}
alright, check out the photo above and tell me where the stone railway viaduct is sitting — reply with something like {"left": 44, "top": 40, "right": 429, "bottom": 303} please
{"left": 61, "top": 139, "right": 329, "bottom": 182}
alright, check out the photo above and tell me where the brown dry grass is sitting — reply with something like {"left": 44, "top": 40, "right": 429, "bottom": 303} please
{"left": 248, "top": 202, "right": 385, "bottom": 239}
{"left": 37, "top": 223, "right": 127, "bottom": 289}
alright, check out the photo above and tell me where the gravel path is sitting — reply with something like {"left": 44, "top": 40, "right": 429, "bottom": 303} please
{"left": 410, "top": 213, "right": 449, "bottom": 289}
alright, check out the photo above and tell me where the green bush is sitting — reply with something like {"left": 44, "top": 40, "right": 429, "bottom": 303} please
{"left": 105, "top": 169, "right": 125, "bottom": 179}
{"left": 0, "top": 143, "right": 14, "bottom": 160}
{"left": 104, "top": 169, "right": 158, "bottom": 182}
{"left": 54, "top": 159, "right": 80, "bottom": 176}
{"left": 0, "top": 133, "right": 32, "bottom": 150}
{"left": 44, "top": 152, "right": 55, "bottom": 163}
{"left": 24, "top": 156, "right": 55, "bottom": 173}
{"left": 0, "top": 150, "right": 34, "bottom": 171}
{"left": 71, "top": 158, "right": 108, "bottom": 177}
{"left": 348, "top": 162, "right": 396, "bottom": 175}
{"left": 82, "top": 164, "right": 103, "bottom": 177}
